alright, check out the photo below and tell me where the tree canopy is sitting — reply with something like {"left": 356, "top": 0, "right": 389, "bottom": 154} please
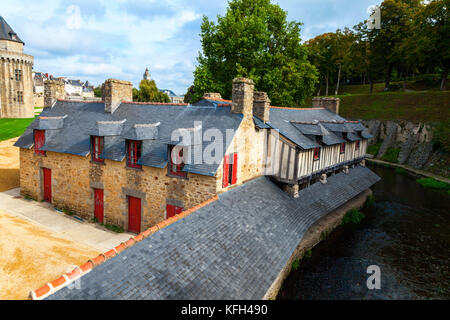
{"left": 133, "top": 79, "right": 170, "bottom": 103}
{"left": 190, "top": 0, "right": 318, "bottom": 106}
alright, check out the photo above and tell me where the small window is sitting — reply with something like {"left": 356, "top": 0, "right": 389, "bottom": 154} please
{"left": 340, "top": 142, "right": 346, "bottom": 154}
{"left": 17, "top": 91, "right": 23, "bottom": 103}
{"left": 222, "top": 153, "right": 238, "bottom": 188}
{"left": 15, "top": 69, "right": 22, "bottom": 81}
{"left": 355, "top": 140, "right": 360, "bottom": 151}
{"left": 313, "top": 147, "right": 320, "bottom": 161}
{"left": 127, "top": 140, "right": 142, "bottom": 169}
{"left": 168, "top": 145, "right": 187, "bottom": 178}
{"left": 34, "top": 130, "right": 45, "bottom": 155}
{"left": 166, "top": 204, "right": 184, "bottom": 219}
{"left": 91, "top": 136, "right": 104, "bottom": 163}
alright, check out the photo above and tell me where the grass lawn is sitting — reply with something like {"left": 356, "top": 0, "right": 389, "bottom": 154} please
{"left": 0, "top": 118, "right": 35, "bottom": 141}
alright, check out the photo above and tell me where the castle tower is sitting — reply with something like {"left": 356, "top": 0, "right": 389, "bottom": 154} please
{"left": 0, "top": 16, "right": 34, "bottom": 118}
{"left": 143, "top": 67, "right": 151, "bottom": 80}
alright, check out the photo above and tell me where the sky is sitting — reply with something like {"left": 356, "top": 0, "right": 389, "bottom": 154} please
{"left": 2, "top": 0, "right": 382, "bottom": 95}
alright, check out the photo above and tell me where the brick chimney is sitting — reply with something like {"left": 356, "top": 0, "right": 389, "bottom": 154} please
{"left": 103, "top": 79, "right": 133, "bottom": 113}
{"left": 253, "top": 91, "right": 270, "bottom": 123}
{"left": 44, "top": 80, "right": 65, "bottom": 107}
{"left": 312, "top": 97, "right": 340, "bottom": 114}
{"left": 232, "top": 78, "right": 254, "bottom": 118}
{"left": 203, "top": 93, "right": 222, "bottom": 100}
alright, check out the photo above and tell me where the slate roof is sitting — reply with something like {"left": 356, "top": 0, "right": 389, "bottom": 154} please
{"left": 47, "top": 166, "right": 380, "bottom": 300}
{"left": 15, "top": 101, "right": 243, "bottom": 176}
{"left": 0, "top": 16, "right": 23, "bottom": 44}
{"left": 268, "top": 108, "right": 372, "bottom": 149}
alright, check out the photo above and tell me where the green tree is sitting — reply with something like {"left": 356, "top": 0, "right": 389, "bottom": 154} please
{"left": 134, "top": 79, "right": 170, "bottom": 103}
{"left": 191, "top": 0, "right": 318, "bottom": 106}
{"left": 93, "top": 86, "right": 102, "bottom": 97}
{"left": 412, "top": 0, "right": 449, "bottom": 90}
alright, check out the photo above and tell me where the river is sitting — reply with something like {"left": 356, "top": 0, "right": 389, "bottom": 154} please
{"left": 278, "top": 164, "right": 450, "bottom": 300}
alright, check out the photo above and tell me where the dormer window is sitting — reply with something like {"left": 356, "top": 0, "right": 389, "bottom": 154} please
{"left": 127, "top": 140, "right": 142, "bottom": 169}
{"left": 91, "top": 136, "right": 104, "bottom": 163}
{"left": 34, "top": 130, "right": 45, "bottom": 155}
{"left": 168, "top": 145, "right": 187, "bottom": 178}
{"left": 340, "top": 142, "right": 346, "bottom": 154}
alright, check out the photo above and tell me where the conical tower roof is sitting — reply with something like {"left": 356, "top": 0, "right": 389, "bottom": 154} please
{"left": 0, "top": 16, "right": 24, "bottom": 44}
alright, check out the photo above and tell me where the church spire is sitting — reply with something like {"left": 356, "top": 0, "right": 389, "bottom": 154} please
{"left": 143, "top": 67, "right": 151, "bottom": 80}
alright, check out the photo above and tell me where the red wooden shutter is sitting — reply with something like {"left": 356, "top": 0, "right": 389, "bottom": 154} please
{"left": 223, "top": 154, "right": 230, "bottom": 188}
{"left": 94, "top": 188, "right": 104, "bottom": 223}
{"left": 34, "top": 130, "right": 45, "bottom": 155}
{"left": 231, "top": 153, "right": 238, "bottom": 185}
{"left": 43, "top": 168, "right": 51, "bottom": 203}
{"left": 175, "top": 206, "right": 184, "bottom": 215}
{"left": 166, "top": 204, "right": 175, "bottom": 218}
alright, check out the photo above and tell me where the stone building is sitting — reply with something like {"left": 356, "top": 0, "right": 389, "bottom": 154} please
{"left": 15, "top": 77, "right": 372, "bottom": 235}
{"left": 160, "top": 89, "right": 185, "bottom": 104}
{"left": 0, "top": 16, "right": 34, "bottom": 118}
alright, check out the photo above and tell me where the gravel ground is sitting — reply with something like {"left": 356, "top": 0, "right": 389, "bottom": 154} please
{"left": 0, "top": 210, "right": 99, "bottom": 300}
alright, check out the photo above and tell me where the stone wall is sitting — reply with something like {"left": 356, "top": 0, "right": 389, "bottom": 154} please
{"left": 0, "top": 47, "right": 34, "bottom": 118}
{"left": 103, "top": 79, "right": 133, "bottom": 113}
{"left": 44, "top": 80, "right": 65, "bottom": 107}
{"left": 20, "top": 148, "right": 218, "bottom": 232}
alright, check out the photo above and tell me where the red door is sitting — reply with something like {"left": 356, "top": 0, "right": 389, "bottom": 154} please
{"left": 94, "top": 189, "right": 104, "bottom": 223}
{"left": 43, "top": 168, "right": 51, "bottom": 203}
{"left": 166, "top": 204, "right": 183, "bottom": 219}
{"left": 128, "top": 196, "right": 141, "bottom": 234}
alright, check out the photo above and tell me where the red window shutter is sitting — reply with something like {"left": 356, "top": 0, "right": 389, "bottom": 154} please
{"left": 231, "top": 153, "right": 238, "bottom": 185}
{"left": 34, "top": 130, "right": 45, "bottom": 155}
{"left": 223, "top": 154, "right": 230, "bottom": 188}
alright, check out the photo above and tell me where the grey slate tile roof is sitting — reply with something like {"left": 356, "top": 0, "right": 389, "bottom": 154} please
{"left": 47, "top": 166, "right": 380, "bottom": 300}
{"left": 0, "top": 16, "right": 23, "bottom": 44}
{"left": 15, "top": 101, "right": 243, "bottom": 176}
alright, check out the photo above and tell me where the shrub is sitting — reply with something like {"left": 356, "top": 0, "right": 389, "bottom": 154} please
{"left": 291, "top": 259, "right": 300, "bottom": 271}
{"left": 432, "top": 121, "right": 450, "bottom": 153}
{"left": 342, "top": 208, "right": 365, "bottom": 225}
{"left": 104, "top": 223, "right": 124, "bottom": 233}
{"left": 367, "top": 142, "right": 382, "bottom": 156}
{"left": 363, "top": 195, "right": 375, "bottom": 208}
{"left": 395, "top": 167, "right": 407, "bottom": 175}
{"left": 381, "top": 148, "right": 400, "bottom": 163}
{"left": 416, "top": 177, "right": 450, "bottom": 190}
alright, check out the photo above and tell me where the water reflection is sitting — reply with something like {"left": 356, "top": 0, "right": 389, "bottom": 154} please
{"left": 278, "top": 165, "right": 450, "bottom": 300}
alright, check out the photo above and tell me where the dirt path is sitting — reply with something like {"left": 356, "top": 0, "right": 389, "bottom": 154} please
{"left": 0, "top": 137, "right": 20, "bottom": 192}
{"left": 0, "top": 210, "right": 99, "bottom": 300}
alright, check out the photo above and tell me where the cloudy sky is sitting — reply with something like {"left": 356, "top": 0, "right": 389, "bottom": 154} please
{"left": 2, "top": 0, "right": 382, "bottom": 95}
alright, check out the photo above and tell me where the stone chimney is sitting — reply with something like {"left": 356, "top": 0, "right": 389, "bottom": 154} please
{"left": 253, "top": 91, "right": 270, "bottom": 123}
{"left": 232, "top": 78, "right": 254, "bottom": 118}
{"left": 44, "top": 80, "right": 65, "bottom": 107}
{"left": 203, "top": 93, "right": 222, "bottom": 100}
{"left": 312, "top": 97, "right": 340, "bottom": 114}
{"left": 103, "top": 79, "right": 133, "bottom": 113}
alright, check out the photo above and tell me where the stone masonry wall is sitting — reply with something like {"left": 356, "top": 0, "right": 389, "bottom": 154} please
{"left": 20, "top": 148, "right": 218, "bottom": 232}
{"left": 44, "top": 80, "right": 65, "bottom": 107}
{"left": 0, "top": 48, "right": 34, "bottom": 118}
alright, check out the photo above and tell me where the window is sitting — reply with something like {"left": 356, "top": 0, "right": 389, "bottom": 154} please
{"left": 126, "top": 140, "right": 142, "bottom": 169}
{"left": 168, "top": 145, "right": 187, "bottom": 178}
{"left": 222, "top": 153, "right": 238, "bottom": 188}
{"left": 34, "top": 130, "right": 45, "bottom": 155}
{"left": 91, "top": 136, "right": 104, "bottom": 163}
{"left": 17, "top": 91, "right": 23, "bottom": 103}
{"left": 355, "top": 140, "right": 360, "bottom": 151}
{"left": 340, "top": 142, "right": 346, "bottom": 154}
{"left": 15, "top": 69, "right": 22, "bottom": 81}
{"left": 313, "top": 147, "right": 320, "bottom": 161}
